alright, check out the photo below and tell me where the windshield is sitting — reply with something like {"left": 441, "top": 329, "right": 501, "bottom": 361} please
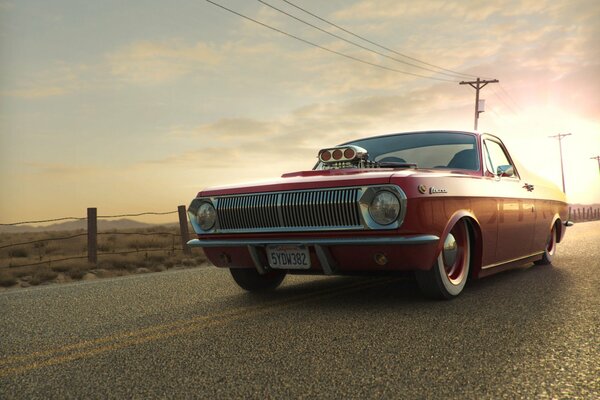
{"left": 343, "top": 131, "right": 480, "bottom": 170}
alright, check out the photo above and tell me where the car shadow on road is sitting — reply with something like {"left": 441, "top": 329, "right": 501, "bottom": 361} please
{"left": 227, "top": 262, "right": 572, "bottom": 315}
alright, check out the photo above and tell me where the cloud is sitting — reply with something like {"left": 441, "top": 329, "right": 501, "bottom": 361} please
{"left": 333, "top": 0, "right": 558, "bottom": 22}
{"left": 24, "top": 162, "right": 99, "bottom": 176}
{"left": 193, "top": 117, "right": 277, "bottom": 139}
{"left": 144, "top": 81, "right": 471, "bottom": 172}
{"left": 2, "top": 86, "right": 68, "bottom": 99}
{"left": 2, "top": 39, "right": 225, "bottom": 98}
{"left": 0, "top": 1, "right": 14, "bottom": 11}
{"left": 107, "top": 40, "right": 221, "bottom": 85}
{"left": 1, "top": 62, "right": 89, "bottom": 99}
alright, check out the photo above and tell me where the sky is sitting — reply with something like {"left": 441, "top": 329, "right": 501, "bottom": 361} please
{"left": 1, "top": 0, "right": 599, "bottom": 225}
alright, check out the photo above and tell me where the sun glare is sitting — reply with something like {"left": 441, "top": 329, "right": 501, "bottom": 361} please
{"left": 491, "top": 105, "right": 600, "bottom": 204}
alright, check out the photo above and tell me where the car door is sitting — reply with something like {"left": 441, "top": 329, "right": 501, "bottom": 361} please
{"left": 482, "top": 138, "right": 536, "bottom": 263}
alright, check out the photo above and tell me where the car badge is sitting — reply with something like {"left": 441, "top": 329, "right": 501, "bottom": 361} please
{"left": 429, "top": 187, "right": 448, "bottom": 194}
{"left": 418, "top": 185, "right": 427, "bottom": 194}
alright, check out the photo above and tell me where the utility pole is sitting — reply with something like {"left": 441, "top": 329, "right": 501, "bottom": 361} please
{"left": 591, "top": 156, "right": 600, "bottom": 174}
{"left": 549, "top": 133, "right": 572, "bottom": 193}
{"left": 459, "top": 78, "right": 499, "bottom": 130}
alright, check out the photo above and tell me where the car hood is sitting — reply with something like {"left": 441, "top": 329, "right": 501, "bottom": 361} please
{"left": 197, "top": 168, "right": 467, "bottom": 197}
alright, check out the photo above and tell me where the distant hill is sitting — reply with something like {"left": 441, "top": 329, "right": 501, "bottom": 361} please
{"left": 0, "top": 218, "right": 163, "bottom": 234}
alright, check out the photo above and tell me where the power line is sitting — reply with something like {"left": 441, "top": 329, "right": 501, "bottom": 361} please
{"left": 499, "top": 84, "right": 522, "bottom": 111}
{"left": 490, "top": 87, "right": 518, "bottom": 115}
{"left": 279, "top": 0, "right": 483, "bottom": 80}
{"left": 487, "top": 105, "right": 508, "bottom": 122}
{"left": 257, "top": 0, "right": 461, "bottom": 80}
{"left": 205, "top": 0, "right": 457, "bottom": 82}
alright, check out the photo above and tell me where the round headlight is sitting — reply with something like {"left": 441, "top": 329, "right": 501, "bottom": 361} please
{"left": 197, "top": 202, "right": 216, "bottom": 231}
{"left": 369, "top": 191, "right": 400, "bottom": 225}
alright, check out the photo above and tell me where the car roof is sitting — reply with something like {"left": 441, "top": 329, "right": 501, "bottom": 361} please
{"left": 341, "top": 130, "right": 484, "bottom": 146}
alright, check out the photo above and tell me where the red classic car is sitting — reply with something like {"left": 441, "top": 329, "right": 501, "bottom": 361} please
{"left": 187, "top": 130, "right": 570, "bottom": 299}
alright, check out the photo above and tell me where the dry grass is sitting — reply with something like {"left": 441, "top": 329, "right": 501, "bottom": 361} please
{"left": 0, "top": 225, "right": 207, "bottom": 289}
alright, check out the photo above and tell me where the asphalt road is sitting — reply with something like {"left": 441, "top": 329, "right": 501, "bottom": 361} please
{"left": 1, "top": 222, "right": 599, "bottom": 399}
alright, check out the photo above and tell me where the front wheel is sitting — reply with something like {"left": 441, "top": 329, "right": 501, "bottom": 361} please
{"left": 534, "top": 223, "right": 557, "bottom": 265}
{"left": 416, "top": 220, "right": 471, "bottom": 300}
{"left": 230, "top": 268, "right": 286, "bottom": 292}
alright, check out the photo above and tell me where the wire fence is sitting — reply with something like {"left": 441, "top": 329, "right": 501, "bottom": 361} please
{"left": 0, "top": 233, "right": 88, "bottom": 250}
{"left": 0, "top": 206, "right": 192, "bottom": 270}
{"left": 0, "top": 211, "right": 178, "bottom": 226}
{"left": 0, "top": 217, "right": 86, "bottom": 226}
{"left": 569, "top": 207, "right": 600, "bottom": 222}
{"left": 2, "top": 205, "right": 597, "bottom": 270}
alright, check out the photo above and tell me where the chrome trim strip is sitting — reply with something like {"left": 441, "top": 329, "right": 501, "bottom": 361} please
{"left": 187, "top": 235, "right": 439, "bottom": 248}
{"left": 481, "top": 252, "right": 544, "bottom": 270}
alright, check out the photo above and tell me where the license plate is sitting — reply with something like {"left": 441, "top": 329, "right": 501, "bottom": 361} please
{"left": 266, "top": 245, "right": 311, "bottom": 269}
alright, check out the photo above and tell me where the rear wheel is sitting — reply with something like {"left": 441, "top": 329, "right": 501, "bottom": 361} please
{"left": 534, "top": 223, "right": 557, "bottom": 265}
{"left": 230, "top": 268, "right": 286, "bottom": 292}
{"left": 416, "top": 220, "right": 471, "bottom": 300}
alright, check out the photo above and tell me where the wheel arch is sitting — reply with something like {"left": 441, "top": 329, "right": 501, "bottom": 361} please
{"left": 551, "top": 215, "right": 564, "bottom": 243}
{"left": 438, "top": 210, "right": 483, "bottom": 280}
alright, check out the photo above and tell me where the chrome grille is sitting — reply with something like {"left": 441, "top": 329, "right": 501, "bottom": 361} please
{"left": 216, "top": 188, "right": 361, "bottom": 231}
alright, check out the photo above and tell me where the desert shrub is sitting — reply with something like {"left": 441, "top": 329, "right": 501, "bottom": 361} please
{"left": 8, "top": 248, "right": 29, "bottom": 258}
{"left": 30, "top": 267, "right": 58, "bottom": 285}
{"left": 98, "top": 257, "right": 128, "bottom": 270}
{"left": 150, "top": 265, "right": 167, "bottom": 272}
{"left": 147, "top": 253, "right": 167, "bottom": 263}
{"left": 97, "top": 243, "right": 111, "bottom": 253}
{"left": 0, "top": 271, "right": 17, "bottom": 287}
{"left": 6, "top": 264, "right": 38, "bottom": 277}
{"left": 181, "top": 258, "right": 197, "bottom": 267}
{"left": 48, "top": 258, "right": 85, "bottom": 273}
{"left": 146, "top": 225, "right": 167, "bottom": 233}
{"left": 45, "top": 245, "right": 61, "bottom": 255}
{"left": 126, "top": 262, "right": 140, "bottom": 271}
{"left": 67, "top": 267, "right": 87, "bottom": 280}
{"left": 51, "top": 264, "right": 72, "bottom": 273}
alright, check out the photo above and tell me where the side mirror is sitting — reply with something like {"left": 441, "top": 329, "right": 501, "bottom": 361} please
{"left": 497, "top": 165, "right": 514, "bottom": 177}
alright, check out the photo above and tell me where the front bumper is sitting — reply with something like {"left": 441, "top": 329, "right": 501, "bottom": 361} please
{"left": 188, "top": 235, "right": 440, "bottom": 275}
{"left": 187, "top": 235, "right": 438, "bottom": 248}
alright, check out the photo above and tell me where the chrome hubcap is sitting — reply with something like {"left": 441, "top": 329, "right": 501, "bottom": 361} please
{"left": 443, "top": 233, "right": 458, "bottom": 266}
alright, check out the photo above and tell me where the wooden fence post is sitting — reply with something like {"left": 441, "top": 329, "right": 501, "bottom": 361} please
{"left": 178, "top": 205, "right": 191, "bottom": 255}
{"left": 87, "top": 207, "right": 97, "bottom": 264}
